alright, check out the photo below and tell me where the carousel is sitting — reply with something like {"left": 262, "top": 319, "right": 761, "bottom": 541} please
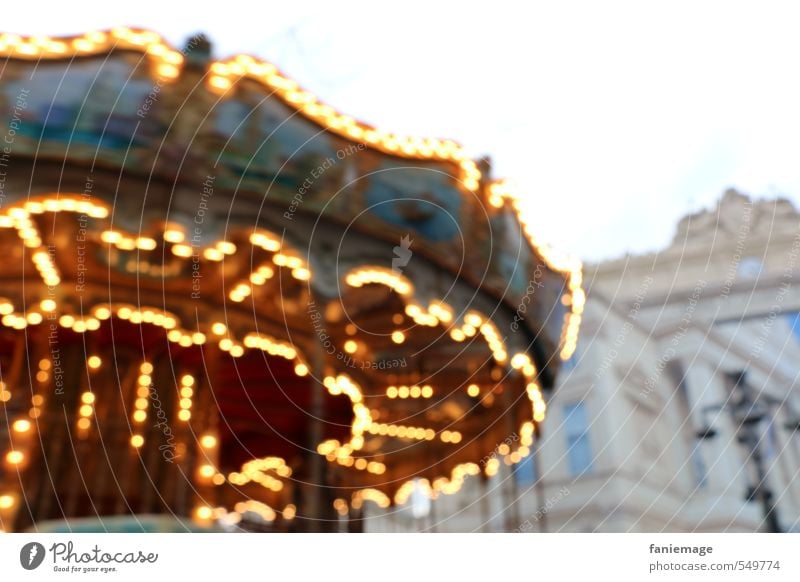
{"left": 0, "top": 29, "right": 583, "bottom": 532}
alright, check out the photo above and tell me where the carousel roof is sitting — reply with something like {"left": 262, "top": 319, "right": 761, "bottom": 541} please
{"left": 0, "top": 29, "right": 584, "bottom": 527}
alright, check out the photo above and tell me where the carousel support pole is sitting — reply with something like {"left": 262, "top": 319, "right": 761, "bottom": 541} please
{"left": 533, "top": 429, "right": 548, "bottom": 533}
{"left": 480, "top": 474, "right": 491, "bottom": 532}
{"left": 347, "top": 505, "right": 363, "bottom": 533}
{"left": 303, "top": 314, "right": 328, "bottom": 532}
{"left": 501, "top": 389, "right": 521, "bottom": 532}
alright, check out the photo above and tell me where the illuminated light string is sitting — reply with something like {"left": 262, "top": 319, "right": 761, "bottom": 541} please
{"left": 132, "top": 362, "right": 152, "bottom": 425}
{"left": 0, "top": 300, "right": 310, "bottom": 391}
{"left": 4, "top": 206, "right": 575, "bottom": 373}
{"left": 0, "top": 33, "right": 583, "bottom": 348}
{"left": 351, "top": 488, "right": 391, "bottom": 510}
{"left": 1, "top": 197, "right": 307, "bottom": 304}
{"left": 0, "top": 29, "right": 183, "bottom": 81}
{"left": 204, "top": 56, "right": 481, "bottom": 191}
{"left": 487, "top": 179, "right": 585, "bottom": 361}
{"left": 195, "top": 501, "right": 298, "bottom": 527}
{"left": 386, "top": 384, "right": 434, "bottom": 399}
{"left": 366, "top": 420, "right": 461, "bottom": 444}
{"left": 0, "top": 184, "right": 573, "bottom": 505}
{"left": 0, "top": 242, "right": 546, "bottom": 512}
{"left": 0, "top": 29, "right": 480, "bottom": 190}
{"left": 177, "top": 373, "right": 194, "bottom": 422}
{"left": 391, "top": 463, "right": 482, "bottom": 506}
{"left": 0, "top": 196, "right": 261, "bottom": 282}
{"left": 314, "top": 374, "right": 397, "bottom": 476}
{"left": 225, "top": 456, "right": 292, "bottom": 492}
{"left": 345, "top": 267, "right": 413, "bottom": 296}
{"left": 77, "top": 389, "right": 96, "bottom": 432}
{"left": 340, "top": 269, "right": 550, "bottom": 489}
{"left": 230, "top": 231, "right": 310, "bottom": 303}
{"left": 342, "top": 268, "right": 508, "bottom": 363}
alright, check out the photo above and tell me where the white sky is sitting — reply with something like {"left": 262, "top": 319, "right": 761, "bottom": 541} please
{"left": 8, "top": 1, "right": 800, "bottom": 262}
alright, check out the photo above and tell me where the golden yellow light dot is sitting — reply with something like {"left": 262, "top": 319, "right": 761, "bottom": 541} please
{"left": 79, "top": 404, "right": 93, "bottom": 417}
{"left": 94, "top": 306, "right": 111, "bottom": 320}
{"left": 199, "top": 464, "right": 215, "bottom": 478}
{"left": 181, "top": 374, "right": 195, "bottom": 387}
{"left": 398, "top": 386, "right": 410, "bottom": 399}
{"left": 386, "top": 386, "right": 398, "bottom": 399}
{"left": 179, "top": 397, "right": 192, "bottom": 409}
{"left": 200, "top": 435, "right": 217, "bottom": 449}
{"left": 134, "top": 398, "right": 148, "bottom": 410}
{"left": 140, "top": 362, "right": 154, "bottom": 374}
{"left": 138, "top": 374, "right": 152, "bottom": 386}
{"left": 87, "top": 355, "right": 102, "bottom": 370}
{"left": 180, "top": 386, "right": 193, "bottom": 398}
{"left": 450, "top": 329, "right": 466, "bottom": 342}
{"left": 40, "top": 299, "right": 56, "bottom": 312}
{"left": 31, "top": 395, "right": 44, "bottom": 406}
{"left": 410, "top": 385, "right": 421, "bottom": 398}
{"left": 76, "top": 417, "right": 91, "bottom": 430}
{"left": 421, "top": 385, "right": 433, "bottom": 398}
{"left": 163, "top": 229, "right": 184, "bottom": 243}
{"left": 133, "top": 410, "right": 147, "bottom": 422}
{"left": 35, "top": 371, "right": 48, "bottom": 383}
{"left": 211, "top": 322, "right": 227, "bottom": 335}
{"left": 178, "top": 409, "right": 191, "bottom": 422}
{"left": 39, "top": 359, "right": 51, "bottom": 371}
{"left": 391, "top": 330, "right": 405, "bottom": 344}
{"left": 12, "top": 419, "right": 31, "bottom": 433}
{"left": 354, "top": 458, "right": 367, "bottom": 470}
{"left": 26, "top": 312, "right": 43, "bottom": 325}
{"left": 0, "top": 494, "right": 14, "bottom": 509}
{"left": 467, "top": 384, "right": 480, "bottom": 397}
{"left": 81, "top": 392, "right": 95, "bottom": 405}
{"left": 5, "top": 450, "right": 24, "bottom": 465}
{"left": 130, "top": 435, "right": 144, "bottom": 448}
{"left": 344, "top": 340, "right": 358, "bottom": 354}
{"left": 211, "top": 473, "right": 225, "bottom": 486}
{"left": 0, "top": 390, "right": 11, "bottom": 402}
{"left": 294, "top": 363, "right": 308, "bottom": 377}
{"left": 195, "top": 506, "right": 212, "bottom": 520}
{"left": 137, "top": 386, "right": 150, "bottom": 398}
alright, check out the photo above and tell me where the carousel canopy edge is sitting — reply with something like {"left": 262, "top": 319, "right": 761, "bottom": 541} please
{"left": 0, "top": 28, "right": 584, "bottom": 363}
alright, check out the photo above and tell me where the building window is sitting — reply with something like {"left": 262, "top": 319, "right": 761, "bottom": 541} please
{"left": 514, "top": 451, "right": 536, "bottom": 487}
{"left": 737, "top": 256, "right": 763, "bottom": 279}
{"left": 670, "top": 361, "right": 707, "bottom": 488}
{"left": 564, "top": 402, "right": 593, "bottom": 476}
{"left": 787, "top": 312, "right": 800, "bottom": 344}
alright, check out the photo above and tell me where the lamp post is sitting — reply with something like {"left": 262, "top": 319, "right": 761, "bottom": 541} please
{"left": 695, "top": 371, "right": 798, "bottom": 533}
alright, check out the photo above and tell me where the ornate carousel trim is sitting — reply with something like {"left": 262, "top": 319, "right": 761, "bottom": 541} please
{"left": 0, "top": 29, "right": 584, "bottom": 361}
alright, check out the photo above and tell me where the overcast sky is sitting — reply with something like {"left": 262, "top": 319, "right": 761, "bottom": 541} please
{"left": 7, "top": 1, "right": 800, "bottom": 262}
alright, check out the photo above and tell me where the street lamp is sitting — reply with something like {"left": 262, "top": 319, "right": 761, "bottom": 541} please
{"left": 695, "top": 370, "right": 791, "bottom": 533}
